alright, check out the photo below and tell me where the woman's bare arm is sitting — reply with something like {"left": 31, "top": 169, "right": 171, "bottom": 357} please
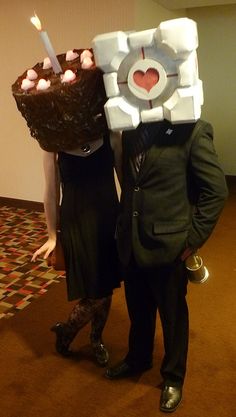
{"left": 32, "top": 151, "right": 60, "bottom": 261}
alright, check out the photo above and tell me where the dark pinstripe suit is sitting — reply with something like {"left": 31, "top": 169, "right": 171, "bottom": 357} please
{"left": 116, "top": 119, "right": 228, "bottom": 386}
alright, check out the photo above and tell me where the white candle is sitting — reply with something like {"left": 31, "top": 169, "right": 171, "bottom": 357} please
{"left": 30, "top": 13, "right": 62, "bottom": 74}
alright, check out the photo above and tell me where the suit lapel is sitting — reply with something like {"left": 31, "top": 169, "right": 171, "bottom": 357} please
{"left": 138, "top": 121, "right": 196, "bottom": 182}
{"left": 124, "top": 120, "right": 196, "bottom": 182}
{"left": 137, "top": 121, "right": 169, "bottom": 182}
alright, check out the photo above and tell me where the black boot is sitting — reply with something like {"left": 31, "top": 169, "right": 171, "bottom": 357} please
{"left": 50, "top": 322, "right": 73, "bottom": 357}
{"left": 90, "top": 337, "right": 109, "bottom": 367}
{"left": 90, "top": 296, "right": 111, "bottom": 366}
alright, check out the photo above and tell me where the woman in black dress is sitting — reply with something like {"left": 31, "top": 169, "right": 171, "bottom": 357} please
{"left": 32, "top": 132, "right": 122, "bottom": 366}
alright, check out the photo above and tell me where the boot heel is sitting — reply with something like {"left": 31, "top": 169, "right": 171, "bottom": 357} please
{"left": 91, "top": 339, "right": 109, "bottom": 367}
{"left": 50, "top": 322, "right": 72, "bottom": 357}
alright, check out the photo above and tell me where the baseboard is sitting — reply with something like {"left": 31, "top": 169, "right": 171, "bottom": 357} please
{"left": 0, "top": 175, "right": 235, "bottom": 210}
{"left": 226, "top": 175, "right": 236, "bottom": 189}
{"left": 0, "top": 197, "right": 44, "bottom": 211}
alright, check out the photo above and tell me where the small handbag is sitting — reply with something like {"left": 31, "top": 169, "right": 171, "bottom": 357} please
{"left": 47, "top": 230, "right": 65, "bottom": 271}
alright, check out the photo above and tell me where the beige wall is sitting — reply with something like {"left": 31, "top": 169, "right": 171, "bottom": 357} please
{"left": 1, "top": 1, "right": 234, "bottom": 203}
{"left": 187, "top": 4, "right": 236, "bottom": 175}
{"left": 135, "top": 0, "right": 185, "bottom": 29}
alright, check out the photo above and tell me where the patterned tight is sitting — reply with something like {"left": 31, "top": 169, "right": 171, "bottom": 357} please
{"left": 64, "top": 295, "right": 112, "bottom": 345}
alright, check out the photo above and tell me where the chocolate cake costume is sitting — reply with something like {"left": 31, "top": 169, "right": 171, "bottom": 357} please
{"left": 12, "top": 42, "right": 121, "bottom": 366}
{"left": 12, "top": 49, "right": 108, "bottom": 151}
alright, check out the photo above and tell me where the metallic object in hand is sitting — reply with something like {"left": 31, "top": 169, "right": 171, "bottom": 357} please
{"left": 185, "top": 254, "right": 209, "bottom": 284}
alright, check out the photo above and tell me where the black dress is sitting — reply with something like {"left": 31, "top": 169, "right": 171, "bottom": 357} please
{"left": 57, "top": 136, "right": 121, "bottom": 301}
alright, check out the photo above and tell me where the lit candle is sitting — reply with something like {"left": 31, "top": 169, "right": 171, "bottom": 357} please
{"left": 30, "top": 13, "right": 62, "bottom": 74}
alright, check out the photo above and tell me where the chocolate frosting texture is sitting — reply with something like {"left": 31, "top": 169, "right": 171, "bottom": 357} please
{"left": 12, "top": 49, "right": 108, "bottom": 152}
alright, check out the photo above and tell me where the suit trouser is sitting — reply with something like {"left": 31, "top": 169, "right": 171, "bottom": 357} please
{"left": 124, "top": 256, "right": 189, "bottom": 387}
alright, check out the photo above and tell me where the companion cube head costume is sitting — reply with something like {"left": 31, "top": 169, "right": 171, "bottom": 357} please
{"left": 92, "top": 18, "right": 210, "bottom": 285}
{"left": 12, "top": 49, "right": 108, "bottom": 152}
{"left": 92, "top": 17, "right": 203, "bottom": 130}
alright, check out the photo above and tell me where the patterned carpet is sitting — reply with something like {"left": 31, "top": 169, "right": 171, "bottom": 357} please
{"left": 0, "top": 206, "right": 64, "bottom": 319}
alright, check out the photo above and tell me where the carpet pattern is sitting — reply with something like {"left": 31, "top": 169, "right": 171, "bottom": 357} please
{"left": 0, "top": 182, "right": 235, "bottom": 417}
{"left": 0, "top": 206, "right": 64, "bottom": 319}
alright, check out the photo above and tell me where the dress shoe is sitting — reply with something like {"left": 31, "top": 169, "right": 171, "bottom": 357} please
{"left": 91, "top": 340, "right": 109, "bottom": 367}
{"left": 105, "top": 359, "right": 152, "bottom": 379}
{"left": 160, "top": 385, "right": 182, "bottom": 413}
{"left": 50, "top": 322, "right": 72, "bottom": 357}
{"left": 105, "top": 360, "right": 134, "bottom": 379}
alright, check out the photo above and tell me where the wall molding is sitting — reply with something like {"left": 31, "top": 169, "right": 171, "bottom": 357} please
{"left": 226, "top": 175, "right": 236, "bottom": 186}
{"left": 226, "top": 175, "right": 236, "bottom": 195}
{"left": 0, "top": 197, "right": 44, "bottom": 211}
{"left": 0, "top": 175, "right": 235, "bottom": 210}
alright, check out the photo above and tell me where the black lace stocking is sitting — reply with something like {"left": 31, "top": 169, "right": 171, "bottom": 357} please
{"left": 90, "top": 296, "right": 112, "bottom": 343}
{"left": 64, "top": 296, "right": 112, "bottom": 345}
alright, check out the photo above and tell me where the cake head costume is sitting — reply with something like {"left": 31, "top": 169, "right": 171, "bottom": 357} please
{"left": 12, "top": 49, "right": 108, "bottom": 152}
{"left": 92, "top": 17, "right": 203, "bottom": 131}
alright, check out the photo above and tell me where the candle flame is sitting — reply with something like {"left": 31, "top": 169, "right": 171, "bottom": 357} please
{"left": 30, "top": 13, "right": 42, "bottom": 31}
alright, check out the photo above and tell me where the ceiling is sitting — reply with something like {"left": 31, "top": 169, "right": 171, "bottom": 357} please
{"left": 154, "top": 0, "right": 236, "bottom": 9}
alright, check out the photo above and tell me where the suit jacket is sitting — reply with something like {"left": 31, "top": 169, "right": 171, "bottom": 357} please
{"left": 116, "top": 119, "right": 228, "bottom": 267}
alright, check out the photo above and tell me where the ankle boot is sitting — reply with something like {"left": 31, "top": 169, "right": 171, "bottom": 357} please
{"left": 50, "top": 322, "right": 74, "bottom": 357}
{"left": 90, "top": 337, "right": 109, "bottom": 367}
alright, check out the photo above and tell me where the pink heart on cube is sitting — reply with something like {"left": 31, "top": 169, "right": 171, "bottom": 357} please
{"left": 133, "top": 68, "right": 159, "bottom": 92}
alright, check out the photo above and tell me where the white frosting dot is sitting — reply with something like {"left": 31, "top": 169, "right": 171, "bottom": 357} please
{"left": 36, "top": 79, "right": 51, "bottom": 91}
{"left": 80, "top": 49, "right": 93, "bottom": 62}
{"left": 43, "top": 57, "right": 52, "bottom": 69}
{"left": 81, "top": 57, "right": 93, "bottom": 69}
{"left": 26, "top": 69, "right": 38, "bottom": 80}
{"left": 61, "top": 69, "right": 76, "bottom": 83}
{"left": 66, "top": 50, "right": 79, "bottom": 61}
{"left": 21, "top": 78, "right": 35, "bottom": 90}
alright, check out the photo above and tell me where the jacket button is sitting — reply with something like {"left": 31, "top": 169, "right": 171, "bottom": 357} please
{"left": 133, "top": 211, "right": 139, "bottom": 217}
{"left": 134, "top": 186, "right": 140, "bottom": 192}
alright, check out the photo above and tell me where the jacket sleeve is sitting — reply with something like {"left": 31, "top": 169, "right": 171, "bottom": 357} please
{"left": 186, "top": 121, "right": 228, "bottom": 251}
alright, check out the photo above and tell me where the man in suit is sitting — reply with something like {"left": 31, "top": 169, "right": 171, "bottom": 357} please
{"left": 105, "top": 118, "right": 228, "bottom": 412}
